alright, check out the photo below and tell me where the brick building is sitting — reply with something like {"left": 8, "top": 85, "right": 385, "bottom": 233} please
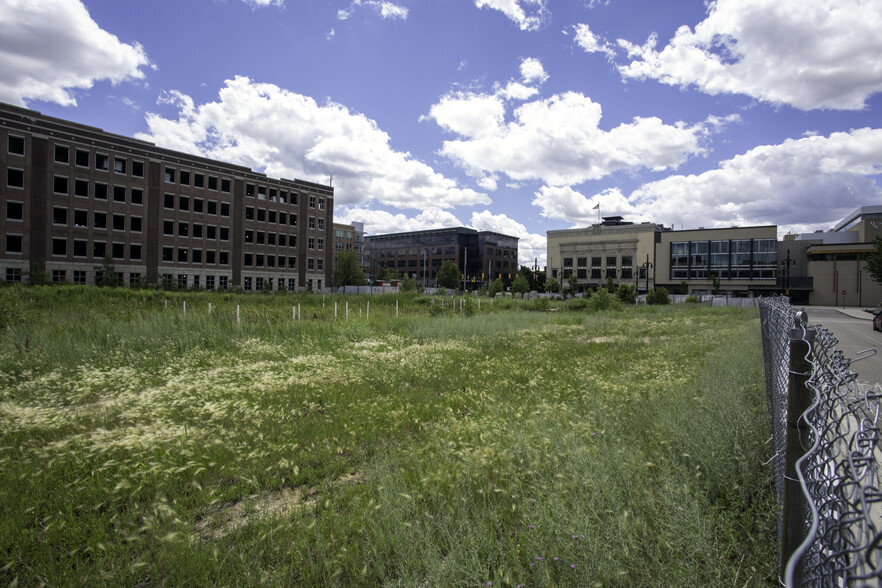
{"left": 1, "top": 102, "right": 333, "bottom": 291}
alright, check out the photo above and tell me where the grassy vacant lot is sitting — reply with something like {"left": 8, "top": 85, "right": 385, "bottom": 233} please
{"left": 0, "top": 286, "right": 777, "bottom": 586}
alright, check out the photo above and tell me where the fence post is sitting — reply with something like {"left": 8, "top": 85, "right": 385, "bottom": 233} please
{"left": 781, "top": 310, "right": 815, "bottom": 585}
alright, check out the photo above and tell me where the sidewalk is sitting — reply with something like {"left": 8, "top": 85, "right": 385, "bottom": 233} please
{"left": 806, "top": 305, "right": 878, "bottom": 321}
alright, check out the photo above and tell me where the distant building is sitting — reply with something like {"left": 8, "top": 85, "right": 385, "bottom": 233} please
{"left": 364, "top": 227, "right": 519, "bottom": 289}
{"left": 0, "top": 102, "right": 333, "bottom": 291}
{"left": 549, "top": 209, "right": 882, "bottom": 306}
{"left": 790, "top": 206, "right": 882, "bottom": 306}
{"left": 333, "top": 221, "right": 364, "bottom": 262}
{"left": 548, "top": 217, "right": 779, "bottom": 297}
{"left": 547, "top": 217, "right": 661, "bottom": 294}
{"left": 656, "top": 225, "right": 779, "bottom": 296}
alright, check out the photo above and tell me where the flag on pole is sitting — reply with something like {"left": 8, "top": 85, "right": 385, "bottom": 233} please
{"left": 592, "top": 204, "right": 600, "bottom": 209}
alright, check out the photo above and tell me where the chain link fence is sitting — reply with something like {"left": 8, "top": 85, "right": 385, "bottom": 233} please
{"left": 759, "top": 297, "right": 882, "bottom": 586}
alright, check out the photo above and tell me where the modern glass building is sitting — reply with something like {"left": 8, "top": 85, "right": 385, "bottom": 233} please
{"left": 364, "top": 227, "right": 519, "bottom": 289}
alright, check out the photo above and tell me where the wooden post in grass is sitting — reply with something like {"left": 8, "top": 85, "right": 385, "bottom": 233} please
{"left": 781, "top": 310, "right": 814, "bottom": 585}
{"left": 209, "top": 302, "right": 212, "bottom": 314}
{"left": 183, "top": 301, "right": 186, "bottom": 316}
{"left": 367, "top": 301, "right": 370, "bottom": 320}
{"left": 236, "top": 304, "right": 240, "bottom": 324}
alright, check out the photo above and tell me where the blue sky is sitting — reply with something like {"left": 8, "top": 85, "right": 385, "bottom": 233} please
{"left": 2, "top": 0, "right": 881, "bottom": 267}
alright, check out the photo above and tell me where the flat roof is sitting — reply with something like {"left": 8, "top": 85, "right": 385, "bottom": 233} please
{"left": 833, "top": 205, "right": 882, "bottom": 232}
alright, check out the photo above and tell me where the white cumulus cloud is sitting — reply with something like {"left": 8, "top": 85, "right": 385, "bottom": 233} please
{"left": 474, "top": 0, "right": 549, "bottom": 31}
{"left": 519, "top": 57, "right": 549, "bottom": 84}
{"left": 429, "top": 89, "right": 710, "bottom": 186}
{"left": 617, "top": 0, "right": 882, "bottom": 110}
{"left": 549, "top": 128, "right": 882, "bottom": 234}
{"left": 338, "top": 0, "right": 408, "bottom": 20}
{"left": 573, "top": 23, "right": 614, "bottom": 58}
{"left": 336, "top": 207, "right": 463, "bottom": 236}
{"left": 242, "top": 0, "right": 284, "bottom": 8}
{"left": 0, "top": 0, "right": 150, "bottom": 107}
{"left": 137, "top": 77, "right": 488, "bottom": 211}
{"left": 469, "top": 210, "right": 546, "bottom": 266}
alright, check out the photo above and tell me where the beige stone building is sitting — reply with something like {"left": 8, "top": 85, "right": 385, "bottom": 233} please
{"left": 548, "top": 218, "right": 779, "bottom": 297}
{"left": 547, "top": 218, "right": 661, "bottom": 293}
{"left": 797, "top": 206, "right": 882, "bottom": 307}
{"left": 655, "top": 225, "right": 779, "bottom": 296}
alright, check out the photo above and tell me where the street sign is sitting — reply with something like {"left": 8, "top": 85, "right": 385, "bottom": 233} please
{"left": 842, "top": 290, "right": 847, "bottom": 295}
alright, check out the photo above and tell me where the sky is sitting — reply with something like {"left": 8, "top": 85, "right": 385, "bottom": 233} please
{"left": 1, "top": 0, "right": 881, "bottom": 267}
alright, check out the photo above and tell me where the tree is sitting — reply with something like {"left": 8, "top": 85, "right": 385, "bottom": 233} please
{"left": 519, "top": 265, "right": 535, "bottom": 290}
{"left": 489, "top": 277, "right": 504, "bottom": 296}
{"left": 399, "top": 274, "right": 419, "bottom": 293}
{"left": 616, "top": 283, "right": 637, "bottom": 304}
{"left": 27, "top": 258, "right": 51, "bottom": 286}
{"left": 587, "top": 288, "right": 623, "bottom": 312}
{"left": 534, "top": 271, "right": 546, "bottom": 292}
{"left": 646, "top": 286, "right": 671, "bottom": 305}
{"left": 866, "top": 235, "right": 882, "bottom": 285}
{"left": 436, "top": 260, "right": 461, "bottom": 290}
{"left": 545, "top": 277, "right": 561, "bottom": 294}
{"left": 333, "top": 249, "right": 365, "bottom": 287}
{"left": 94, "top": 256, "right": 119, "bottom": 288}
{"left": 377, "top": 265, "right": 400, "bottom": 282}
{"left": 568, "top": 274, "right": 579, "bottom": 293}
{"left": 511, "top": 274, "right": 530, "bottom": 295}
{"left": 710, "top": 272, "right": 721, "bottom": 295}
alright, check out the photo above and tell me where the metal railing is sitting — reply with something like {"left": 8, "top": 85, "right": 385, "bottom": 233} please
{"left": 758, "top": 297, "right": 882, "bottom": 586}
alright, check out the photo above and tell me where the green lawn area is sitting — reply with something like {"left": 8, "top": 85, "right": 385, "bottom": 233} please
{"left": 0, "top": 286, "right": 777, "bottom": 586}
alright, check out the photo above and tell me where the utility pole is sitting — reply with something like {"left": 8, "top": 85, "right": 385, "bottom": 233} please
{"left": 463, "top": 246, "right": 467, "bottom": 292}
{"left": 781, "top": 249, "right": 795, "bottom": 296}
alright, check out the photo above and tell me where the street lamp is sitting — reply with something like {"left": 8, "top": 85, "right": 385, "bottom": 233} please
{"left": 781, "top": 249, "right": 795, "bottom": 297}
{"left": 641, "top": 254, "right": 653, "bottom": 294}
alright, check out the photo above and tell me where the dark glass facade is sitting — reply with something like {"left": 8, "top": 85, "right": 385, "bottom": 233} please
{"left": 365, "top": 228, "right": 518, "bottom": 288}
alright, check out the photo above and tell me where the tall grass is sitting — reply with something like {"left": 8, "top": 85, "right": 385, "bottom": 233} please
{"left": 0, "top": 287, "right": 776, "bottom": 586}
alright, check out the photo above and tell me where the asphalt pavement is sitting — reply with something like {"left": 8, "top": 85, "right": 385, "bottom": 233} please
{"left": 799, "top": 306, "right": 882, "bottom": 391}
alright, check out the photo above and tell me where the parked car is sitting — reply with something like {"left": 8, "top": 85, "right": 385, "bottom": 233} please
{"left": 874, "top": 310, "right": 882, "bottom": 332}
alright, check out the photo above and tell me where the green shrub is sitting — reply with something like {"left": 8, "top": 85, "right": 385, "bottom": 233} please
{"left": 647, "top": 286, "right": 671, "bottom": 305}
{"left": 533, "top": 297, "right": 551, "bottom": 311}
{"left": 567, "top": 297, "right": 588, "bottom": 311}
{"left": 511, "top": 275, "right": 530, "bottom": 295}
{"left": 685, "top": 295, "right": 699, "bottom": 303}
{"left": 586, "top": 288, "right": 623, "bottom": 312}
{"left": 616, "top": 283, "right": 637, "bottom": 304}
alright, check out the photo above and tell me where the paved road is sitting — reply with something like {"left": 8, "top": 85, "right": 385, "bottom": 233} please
{"left": 802, "top": 307, "right": 882, "bottom": 391}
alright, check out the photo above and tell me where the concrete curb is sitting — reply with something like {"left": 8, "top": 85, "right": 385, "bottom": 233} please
{"left": 804, "top": 305, "right": 878, "bottom": 321}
